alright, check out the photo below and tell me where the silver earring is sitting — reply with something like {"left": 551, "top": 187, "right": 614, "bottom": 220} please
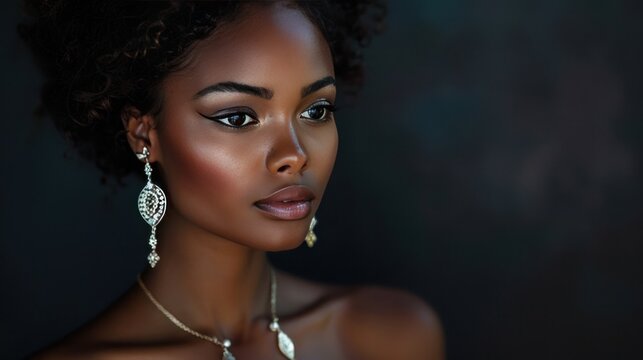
{"left": 305, "top": 216, "right": 317, "bottom": 248}
{"left": 136, "top": 146, "right": 166, "bottom": 268}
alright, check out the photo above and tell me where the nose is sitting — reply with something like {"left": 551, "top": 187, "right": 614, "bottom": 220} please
{"left": 266, "top": 122, "right": 308, "bottom": 175}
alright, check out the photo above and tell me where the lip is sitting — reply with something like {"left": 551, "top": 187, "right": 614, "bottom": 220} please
{"left": 254, "top": 185, "right": 315, "bottom": 220}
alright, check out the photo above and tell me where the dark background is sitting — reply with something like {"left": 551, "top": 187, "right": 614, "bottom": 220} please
{"left": 2, "top": 1, "right": 642, "bottom": 359}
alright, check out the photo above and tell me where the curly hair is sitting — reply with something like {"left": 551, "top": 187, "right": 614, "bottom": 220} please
{"left": 19, "top": 0, "right": 385, "bottom": 184}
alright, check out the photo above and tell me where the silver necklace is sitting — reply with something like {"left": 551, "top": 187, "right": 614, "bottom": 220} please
{"left": 137, "top": 268, "right": 295, "bottom": 360}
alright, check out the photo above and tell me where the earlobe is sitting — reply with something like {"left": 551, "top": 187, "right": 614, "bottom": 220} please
{"left": 122, "top": 107, "right": 158, "bottom": 162}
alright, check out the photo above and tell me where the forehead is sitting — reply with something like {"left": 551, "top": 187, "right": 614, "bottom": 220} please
{"left": 168, "top": 3, "right": 334, "bottom": 91}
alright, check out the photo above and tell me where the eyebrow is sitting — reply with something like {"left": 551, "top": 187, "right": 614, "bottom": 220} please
{"left": 301, "top": 76, "right": 336, "bottom": 97}
{"left": 193, "top": 82, "right": 273, "bottom": 100}
{"left": 193, "top": 76, "right": 336, "bottom": 100}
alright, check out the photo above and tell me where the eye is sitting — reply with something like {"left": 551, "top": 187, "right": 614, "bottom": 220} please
{"left": 205, "top": 111, "right": 258, "bottom": 128}
{"left": 300, "top": 101, "right": 336, "bottom": 122}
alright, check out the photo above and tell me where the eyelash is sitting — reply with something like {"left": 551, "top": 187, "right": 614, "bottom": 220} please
{"left": 301, "top": 101, "right": 336, "bottom": 122}
{"left": 204, "top": 101, "right": 336, "bottom": 129}
{"left": 209, "top": 112, "right": 258, "bottom": 128}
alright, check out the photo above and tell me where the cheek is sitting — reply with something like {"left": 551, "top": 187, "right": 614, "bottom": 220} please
{"left": 311, "top": 123, "right": 339, "bottom": 186}
{"left": 170, "top": 146, "right": 238, "bottom": 196}
{"left": 155, "top": 120, "right": 260, "bottom": 224}
{"left": 321, "top": 127, "right": 338, "bottom": 182}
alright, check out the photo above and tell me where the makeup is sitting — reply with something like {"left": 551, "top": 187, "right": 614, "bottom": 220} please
{"left": 254, "top": 185, "right": 315, "bottom": 220}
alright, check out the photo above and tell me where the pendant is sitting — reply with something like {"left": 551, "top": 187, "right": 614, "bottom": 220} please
{"left": 270, "top": 320, "right": 295, "bottom": 360}
{"left": 138, "top": 181, "right": 167, "bottom": 227}
{"left": 277, "top": 330, "right": 295, "bottom": 360}
{"left": 222, "top": 348, "right": 236, "bottom": 360}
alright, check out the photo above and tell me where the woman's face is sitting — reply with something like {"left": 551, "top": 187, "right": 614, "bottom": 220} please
{"left": 150, "top": 3, "right": 337, "bottom": 250}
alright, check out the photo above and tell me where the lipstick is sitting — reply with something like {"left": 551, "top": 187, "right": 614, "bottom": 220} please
{"left": 254, "top": 185, "right": 315, "bottom": 220}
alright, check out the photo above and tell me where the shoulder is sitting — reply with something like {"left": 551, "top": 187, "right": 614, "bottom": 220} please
{"left": 277, "top": 272, "right": 444, "bottom": 359}
{"left": 29, "top": 326, "right": 195, "bottom": 360}
{"left": 336, "top": 286, "right": 445, "bottom": 360}
{"left": 28, "top": 285, "right": 195, "bottom": 360}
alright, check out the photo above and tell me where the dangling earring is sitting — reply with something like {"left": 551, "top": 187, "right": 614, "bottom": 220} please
{"left": 136, "top": 146, "right": 167, "bottom": 268}
{"left": 305, "top": 216, "right": 317, "bottom": 248}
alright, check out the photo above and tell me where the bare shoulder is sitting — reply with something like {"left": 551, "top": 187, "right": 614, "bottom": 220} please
{"left": 277, "top": 272, "right": 444, "bottom": 359}
{"left": 28, "top": 285, "right": 191, "bottom": 360}
{"left": 336, "top": 286, "right": 445, "bottom": 360}
{"left": 28, "top": 314, "right": 114, "bottom": 360}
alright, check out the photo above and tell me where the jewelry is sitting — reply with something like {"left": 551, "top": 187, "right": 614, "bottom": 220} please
{"left": 135, "top": 146, "right": 167, "bottom": 268}
{"left": 305, "top": 216, "right": 317, "bottom": 248}
{"left": 269, "top": 268, "right": 295, "bottom": 359}
{"left": 137, "top": 268, "right": 295, "bottom": 360}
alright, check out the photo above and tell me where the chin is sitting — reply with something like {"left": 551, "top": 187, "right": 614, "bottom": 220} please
{"left": 242, "top": 228, "right": 309, "bottom": 252}
{"left": 252, "top": 237, "right": 306, "bottom": 252}
{"left": 231, "top": 214, "right": 312, "bottom": 252}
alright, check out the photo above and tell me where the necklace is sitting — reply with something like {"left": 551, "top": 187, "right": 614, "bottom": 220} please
{"left": 137, "top": 268, "right": 295, "bottom": 360}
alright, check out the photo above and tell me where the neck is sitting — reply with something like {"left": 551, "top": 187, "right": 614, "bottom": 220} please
{"left": 140, "top": 206, "right": 272, "bottom": 341}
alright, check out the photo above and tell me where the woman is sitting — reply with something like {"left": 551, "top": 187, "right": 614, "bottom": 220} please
{"left": 21, "top": 1, "right": 444, "bottom": 359}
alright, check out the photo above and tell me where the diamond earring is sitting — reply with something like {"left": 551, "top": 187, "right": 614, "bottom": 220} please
{"left": 136, "top": 146, "right": 166, "bottom": 267}
{"left": 305, "top": 216, "right": 317, "bottom": 248}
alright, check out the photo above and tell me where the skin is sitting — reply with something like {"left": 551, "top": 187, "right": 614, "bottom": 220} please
{"left": 32, "top": 3, "right": 444, "bottom": 360}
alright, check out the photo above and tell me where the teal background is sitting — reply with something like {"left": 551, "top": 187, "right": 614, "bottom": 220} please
{"left": 2, "top": 0, "right": 642, "bottom": 359}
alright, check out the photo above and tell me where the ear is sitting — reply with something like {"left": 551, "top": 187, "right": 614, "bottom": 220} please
{"left": 122, "top": 107, "right": 160, "bottom": 163}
